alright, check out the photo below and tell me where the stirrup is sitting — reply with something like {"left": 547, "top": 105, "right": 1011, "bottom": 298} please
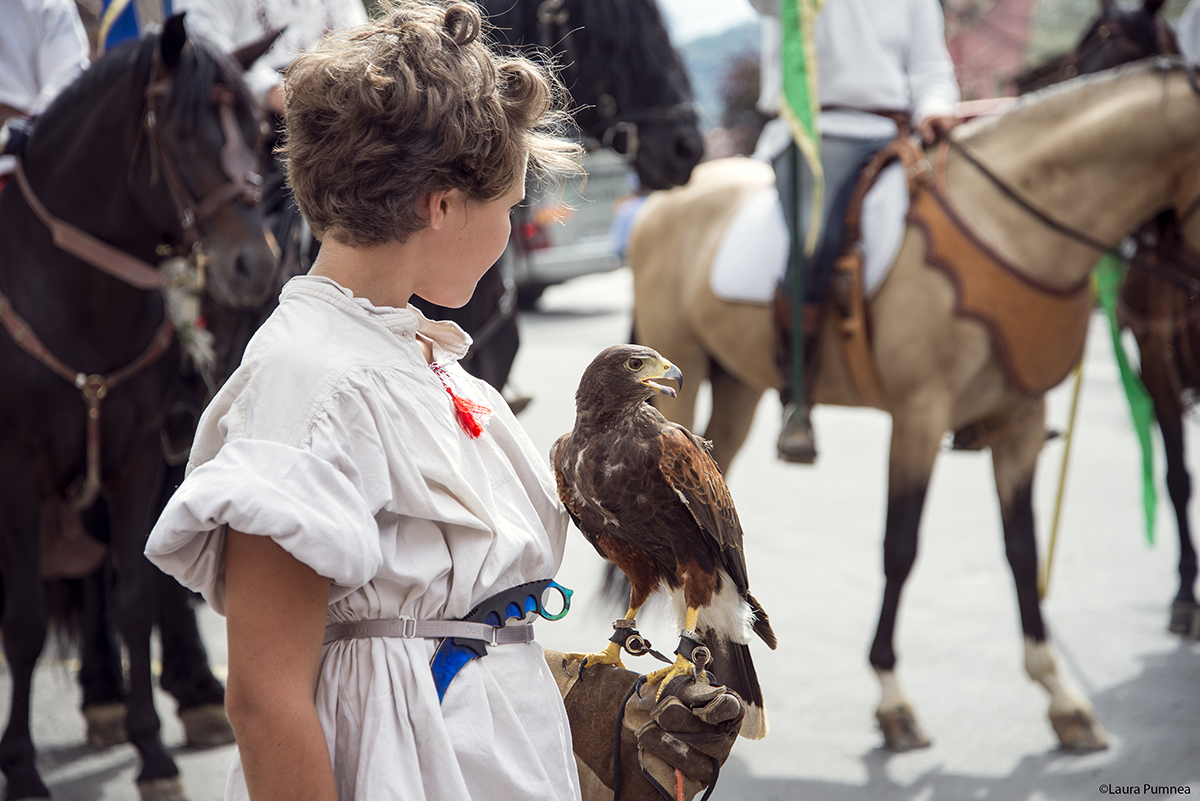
{"left": 777, "top": 403, "right": 817, "bottom": 464}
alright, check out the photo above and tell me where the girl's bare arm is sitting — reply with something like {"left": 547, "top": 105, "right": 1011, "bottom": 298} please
{"left": 224, "top": 528, "right": 336, "bottom": 801}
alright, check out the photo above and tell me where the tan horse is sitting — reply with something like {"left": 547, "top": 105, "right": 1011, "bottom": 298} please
{"left": 629, "top": 60, "right": 1200, "bottom": 751}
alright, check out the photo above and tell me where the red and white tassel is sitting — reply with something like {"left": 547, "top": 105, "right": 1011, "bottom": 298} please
{"left": 431, "top": 363, "right": 491, "bottom": 438}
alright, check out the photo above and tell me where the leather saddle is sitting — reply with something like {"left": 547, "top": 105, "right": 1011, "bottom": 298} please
{"left": 820, "top": 135, "right": 931, "bottom": 410}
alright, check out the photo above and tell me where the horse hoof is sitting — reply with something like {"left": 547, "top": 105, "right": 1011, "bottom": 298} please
{"left": 137, "top": 776, "right": 189, "bottom": 801}
{"left": 1051, "top": 709, "right": 1109, "bottom": 752}
{"left": 179, "top": 703, "right": 236, "bottom": 748}
{"left": 84, "top": 702, "right": 128, "bottom": 748}
{"left": 876, "top": 705, "right": 932, "bottom": 751}
{"left": 1167, "top": 600, "right": 1200, "bottom": 637}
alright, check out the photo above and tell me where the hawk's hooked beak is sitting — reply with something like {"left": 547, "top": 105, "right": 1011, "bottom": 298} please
{"left": 643, "top": 361, "right": 683, "bottom": 398}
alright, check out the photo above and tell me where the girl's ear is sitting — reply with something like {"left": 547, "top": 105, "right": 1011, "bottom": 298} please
{"left": 424, "top": 189, "right": 463, "bottom": 230}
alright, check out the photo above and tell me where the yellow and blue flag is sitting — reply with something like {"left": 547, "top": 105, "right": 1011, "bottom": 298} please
{"left": 99, "top": 0, "right": 141, "bottom": 54}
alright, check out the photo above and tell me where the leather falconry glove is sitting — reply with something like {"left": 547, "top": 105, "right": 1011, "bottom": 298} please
{"left": 543, "top": 650, "right": 744, "bottom": 801}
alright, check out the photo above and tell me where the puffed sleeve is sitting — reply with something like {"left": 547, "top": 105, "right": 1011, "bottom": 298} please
{"left": 146, "top": 381, "right": 394, "bottom": 615}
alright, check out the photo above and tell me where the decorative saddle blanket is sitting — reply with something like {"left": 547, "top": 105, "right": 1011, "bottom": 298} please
{"left": 708, "top": 160, "right": 908, "bottom": 305}
{"left": 906, "top": 144, "right": 1095, "bottom": 397}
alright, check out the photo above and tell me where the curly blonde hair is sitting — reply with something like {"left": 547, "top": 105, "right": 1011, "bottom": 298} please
{"left": 281, "top": 1, "right": 580, "bottom": 246}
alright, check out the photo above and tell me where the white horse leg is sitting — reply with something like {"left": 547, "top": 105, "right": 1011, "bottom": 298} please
{"left": 991, "top": 398, "right": 1107, "bottom": 751}
{"left": 870, "top": 395, "right": 948, "bottom": 750}
{"left": 1023, "top": 637, "right": 1106, "bottom": 750}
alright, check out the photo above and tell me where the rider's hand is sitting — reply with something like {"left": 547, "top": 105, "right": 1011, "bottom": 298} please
{"left": 917, "top": 114, "right": 959, "bottom": 145}
{"left": 544, "top": 650, "right": 744, "bottom": 801}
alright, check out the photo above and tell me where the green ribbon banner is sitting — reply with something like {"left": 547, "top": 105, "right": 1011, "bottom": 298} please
{"left": 1094, "top": 254, "right": 1156, "bottom": 544}
{"left": 779, "top": 0, "right": 824, "bottom": 256}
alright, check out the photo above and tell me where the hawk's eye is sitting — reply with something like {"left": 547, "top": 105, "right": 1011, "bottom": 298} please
{"left": 626, "top": 358, "right": 644, "bottom": 371}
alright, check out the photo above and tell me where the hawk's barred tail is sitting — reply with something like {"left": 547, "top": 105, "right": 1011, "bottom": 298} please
{"left": 703, "top": 629, "right": 768, "bottom": 740}
{"left": 748, "top": 592, "right": 778, "bottom": 650}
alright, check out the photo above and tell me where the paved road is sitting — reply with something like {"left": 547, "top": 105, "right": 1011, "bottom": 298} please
{"left": 3, "top": 267, "right": 1197, "bottom": 800}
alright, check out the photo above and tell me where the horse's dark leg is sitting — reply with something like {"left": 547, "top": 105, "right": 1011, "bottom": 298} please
{"left": 103, "top": 444, "right": 185, "bottom": 797}
{"left": 0, "top": 473, "right": 52, "bottom": 798}
{"left": 78, "top": 563, "right": 132, "bottom": 748}
{"left": 1150, "top": 382, "right": 1200, "bottom": 635}
{"left": 869, "top": 401, "right": 945, "bottom": 750}
{"left": 155, "top": 566, "right": 234, "bottom": 748}
{"left": 991, "top": 399, "right": 1106, "bottom": 751}
{"left": 154, "top": 462, "right": 231, "bottom": 748}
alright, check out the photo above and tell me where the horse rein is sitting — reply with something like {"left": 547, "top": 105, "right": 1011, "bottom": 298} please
{"left": 0, "top": 51, "right": 261, "bottom": 511}
{"left": 942, "top": 68, "right": 1200, "bottom": 298}
{"left": 535, "top": 0, "right": 697, "bottom": 162}
{"left": 143, "top": 55, "right": 263, "bottom": 251}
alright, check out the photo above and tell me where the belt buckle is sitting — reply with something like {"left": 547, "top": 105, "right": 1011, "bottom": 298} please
{"left": 401, "top": 617, "right": 417, "bottom": 638}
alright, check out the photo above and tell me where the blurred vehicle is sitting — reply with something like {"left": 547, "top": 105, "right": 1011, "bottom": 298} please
{"left": 509, "top": 146, "right": 638, "bottom": 309}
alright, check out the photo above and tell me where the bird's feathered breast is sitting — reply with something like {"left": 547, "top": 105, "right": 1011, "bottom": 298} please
{"left": 553, "top": 403, "right": 750, "bottom": 591}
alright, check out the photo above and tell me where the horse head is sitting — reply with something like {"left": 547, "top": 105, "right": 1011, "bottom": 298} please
{"left": 137, "top": 15, "right": 278, "bottom": 309}
{"left": 1013, "top": 0, "right": 1178, "bottom": 93}
{"left": 485, "top": 0, "right": 704, "bottom": 191}
{"left": 1074, "top": 0, "right": 1179, "bottom": 75}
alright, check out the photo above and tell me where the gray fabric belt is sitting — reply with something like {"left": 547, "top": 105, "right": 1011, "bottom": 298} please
{"left": 323, "top": 617, "right": 535, "bottom": 647}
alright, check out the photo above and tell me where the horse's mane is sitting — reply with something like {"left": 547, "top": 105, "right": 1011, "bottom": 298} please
{"left": 958, "top": 57, "right": 1194, "bottom": 144}
{"left": 559, "top": 0, "right": 691, "bottom": 100}
{"left": 478, "top": 0, "right": 691, "bottom": 106}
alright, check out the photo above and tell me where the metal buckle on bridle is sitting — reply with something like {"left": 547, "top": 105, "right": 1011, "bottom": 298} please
{"left": 602, "top": 121, "right": 640, "bottom": 162}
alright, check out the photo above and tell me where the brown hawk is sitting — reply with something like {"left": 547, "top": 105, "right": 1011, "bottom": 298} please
{"left": 551, "top": 345, "right": 777, "bottom": 739}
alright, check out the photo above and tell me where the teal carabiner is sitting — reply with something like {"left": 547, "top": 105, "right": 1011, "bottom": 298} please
{"left": 537, "top": 580, "right": 573, "bottom": 621}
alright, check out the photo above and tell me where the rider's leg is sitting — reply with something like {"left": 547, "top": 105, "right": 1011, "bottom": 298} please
{"left": 776, "top": 133, "right": 892, "bottom": 462}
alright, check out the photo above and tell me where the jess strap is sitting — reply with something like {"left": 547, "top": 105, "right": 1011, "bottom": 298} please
{"left": 323, "top": 617, "right": 534, "bottom": 647}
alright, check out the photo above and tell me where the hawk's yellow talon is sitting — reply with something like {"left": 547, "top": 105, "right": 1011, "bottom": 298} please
{"left": 647, "top": 655, "right": 694, "bottom": 701}
{"left": 562, "top": 641, "right": 626, "bottom": 670}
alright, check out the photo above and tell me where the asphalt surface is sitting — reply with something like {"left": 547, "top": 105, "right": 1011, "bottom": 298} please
{"left": 3, "top": 266, "right": 1197, "bottom": 800}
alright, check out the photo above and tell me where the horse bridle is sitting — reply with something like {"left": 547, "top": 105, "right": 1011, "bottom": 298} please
{"left": 1, "top": 50, "right": 263, "bottom": 511}
{"left": 143, "top": 65, "right": 262, "bottom": 248}
{"left": 944, "top": 63, "right": 1200, "bottom": 296}
{"left": 535, "top": 0, "right": 697, "bottom": 161}
{"left": 1073, "top": 12, "right": 1180, "bottom": 72}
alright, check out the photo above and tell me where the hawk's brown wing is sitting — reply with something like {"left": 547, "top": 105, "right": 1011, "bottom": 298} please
{"left": 655, "top": 425, "right": 750, "bottom": 592}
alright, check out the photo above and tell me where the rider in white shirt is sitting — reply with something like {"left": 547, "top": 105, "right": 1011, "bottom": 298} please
{"left": 171, "top": 0, "right": 368, "bottom": 114}
{"left": 752, "top": 0, "right": 960, "bottom": 463}
{"left": 0, "top": 0, "right": 90, "bottom": 178}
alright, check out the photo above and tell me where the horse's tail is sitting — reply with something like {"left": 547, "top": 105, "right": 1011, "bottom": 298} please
{"left": 43, "top": 576, "right": 89, "bottom": 658}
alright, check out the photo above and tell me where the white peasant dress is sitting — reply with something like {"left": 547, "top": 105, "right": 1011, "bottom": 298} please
{"left": 145, "top": 276, "right": 581, "bottom": 801}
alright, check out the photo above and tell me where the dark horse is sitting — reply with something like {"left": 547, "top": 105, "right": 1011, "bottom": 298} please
{"left": 1012, "top": 0, "right": 1178, "bottom": 94}
{"left": 0, "top": 16, "right": 276, "bottom": 801}
{"left": 1016, "top": 0, "right": 1198, "bottom": 638}
{"left": 412, "top": 0, "right": 703, "bottom": 396}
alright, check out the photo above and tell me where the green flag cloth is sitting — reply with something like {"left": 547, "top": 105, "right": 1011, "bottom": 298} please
{"left": 1094, "top": 254, "right": 1156, "bottom": 544}
{"left": 779, "top": 0, "right": 824, "bottom": 256}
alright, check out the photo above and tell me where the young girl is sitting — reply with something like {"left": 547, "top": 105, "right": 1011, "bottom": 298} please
{"left": 146, "top": 3, "right": 741, "bottom": 799}
{"left": 146, "top": 3, "right": 582, "bottom": 798}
